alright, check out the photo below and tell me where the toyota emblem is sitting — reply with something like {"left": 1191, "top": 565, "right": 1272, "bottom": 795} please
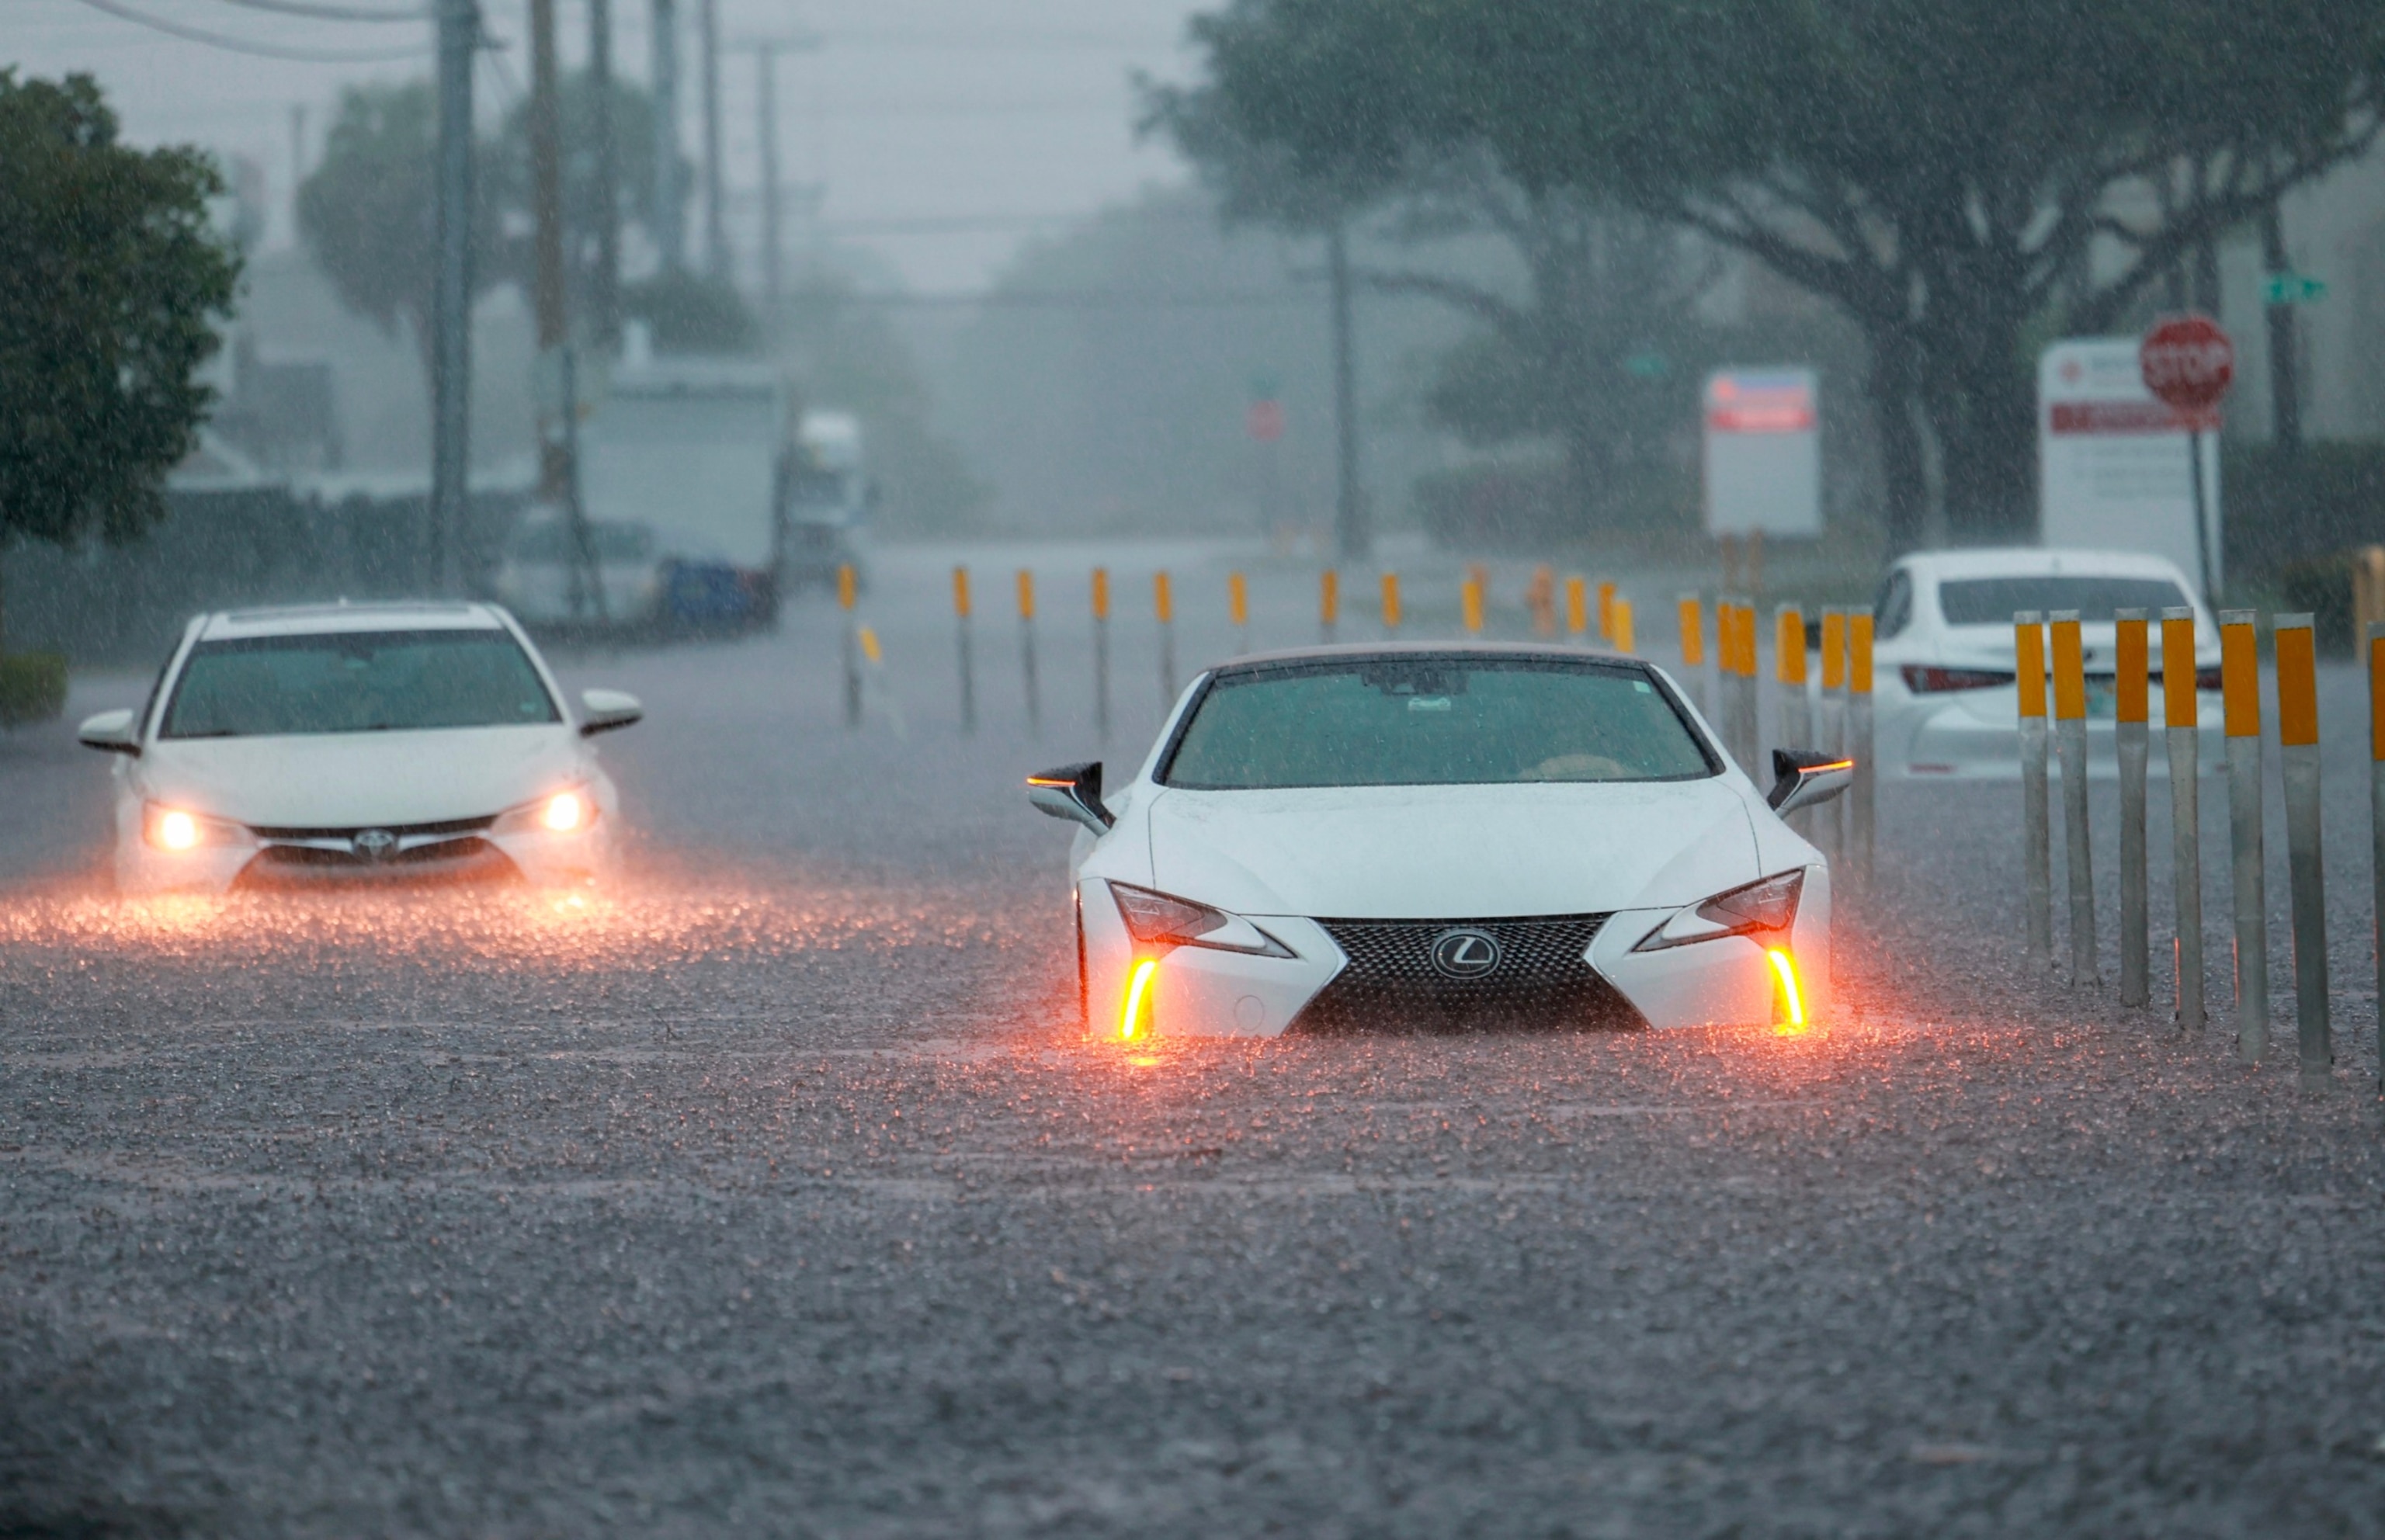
{"left": 1428, "top": 928, "right": 1501, "bottom": 980}
{"left": 352, "top": 828, "right": 397, "bottom": 860}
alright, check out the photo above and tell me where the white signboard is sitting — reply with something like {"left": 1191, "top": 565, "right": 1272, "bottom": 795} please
{"left": 1703, "top": 368, "right": 1821, "bottom": 536}
{"left": 2039, "top": 339, "right": 2222, "bottom": 596}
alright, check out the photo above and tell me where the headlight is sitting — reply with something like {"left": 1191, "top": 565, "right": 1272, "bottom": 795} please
{"left": 495, "top": 786, "right": 598, "bottom": 837}
{"left": 141, "top": 802, "right": 250, "bottom": 852}
{"left": 1634, "top": 869, "right": 1804, "bottom": 951}
{"left": 1109, "top": 883, "right": 1293, "bottom": 958}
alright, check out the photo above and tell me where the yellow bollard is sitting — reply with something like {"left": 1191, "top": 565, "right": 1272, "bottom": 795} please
{"left": 1774, "top": 603, "right": 1808, "bottom": 758}
{"left": 1613, "top": 598, "right": 1634, "bottom": 655}
{"left": 1678, "top": 595, "right": 1704, "bottom": 668}
{"left": 2017, "top": 611, "right": 2051, "bottom": 964}
{"left": 1092, "top": 567, "right": 1112, "bottom": 739}
{"left": 838, "top": 563, "right": 861, "bottom": 728}
{"left": 952, "top": 565, "right": 976, "bottom": 734}
{"left": 1461, "top": 576, "right": 1484, "bottom": 636}
{"left": 1380, "top": 572, "right": 1401, "bottom": 633}
{"left": 2115, "top": 609, "right": 2151, "bottom": 1004}
{"left": 1320, "top": 568, "right": 1339, "bottom": 641}
{"left": 2161, "top": 605, "right": 2202, "bottom": 1031}
{"left": 1849, "top": 610, "right": 1874, "bottom": 882}
{"left": 1529, "top": 564, "right": 1557, "bottom": 636}
{"left": 1154, "top": 571, "right": 1176, "bottom": 702}
{"left": 1597, "top": 580, "right": 1616, "bottom": 641}
{"left": 2275, "top": 613, "right": 2329, "bottom": 1086}
{"left": 1566, "top": 576, "right": 1589, "bottom": 639}
{"left": 2220, "top": 609, "right": 2265, "bottom": 1058}
{"left": 2051, "top": 610, "right": 2097, "bottom": 984}
{"left": 1015, "top": 568, "right": 1040, "bottom": 734}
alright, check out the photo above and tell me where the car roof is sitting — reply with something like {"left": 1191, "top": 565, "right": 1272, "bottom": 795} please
{"left": 1896, "top": 546, "right": 2194, "bottom": 584}
{"left": 1210, "top": 640, "right": 1644, "bottom": 672}
{"left": 196, "top": 601, "right": 511, "bottom": 640}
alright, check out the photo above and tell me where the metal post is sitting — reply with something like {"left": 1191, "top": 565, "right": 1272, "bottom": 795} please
{"left": 1773, "top": 603, "right": 1809, "bottom": 765}
{"left": 756, "top": 43, "right": 781, "bottom": 307}
{"left": 1154, "top": 571, "right": 1176, "bottom": 706}
{"left": 431, "top": 0, "right": 477, "bottom": 596}
{"left": 2115, "top": 609, "right": 2151, "bottom": 1006}
{"left": 838, "top": 562, "right": 859, "bottom": 729}
{"left": 1092, "top": 567, "right": 1110, "bottom": 741}
{"left": 1327, "top": 223, "right": 1367, "bottom": 562}
{"left": 699, "top": 0, "right": 727, "bottom": 281}
{"left": 1736, "top": 601, "right": 1761, "bottom": 778}
{"left": 2369, "top": 623, "right": 2385, "bottom": 1095}
{"left": 953, "top": 566, "right": 974, "bottom": 735}
{"left": 1015, "top": 570, "right": 1039, "bottom": 736}
{"left": 1320, "top": 569, "right": 1338, "bottom": 644}
{"left": 2162, "top": 607, "right": 2206, "bottom": 1033}
{"left": 1613, "top": 598, "right": 1635, "bottom": 655}
{"left": 1567, "top": 578, "right": 1590, "bottom": 643}
{"left": 2275, "top": 614, "right": 2330, "bottom": 1087}
{"left": 1677, "top": 595, "right": 1706, "bottom": 716}
{"left": 2220, "top": 609, "right": 2267, "bottom": 1060}
{"left": 1849, "top": 611, "right": 1876, "bottom": 887}
{"left": 2052, "top": 610, "right": 2099, "bottom": 985}
{"left": 1379, "top": 572, "right": 1399, "bottom": 638}
{"left": 1230, "top": 570, "right": 1251, "bottom": 654}
{"left": 2017, "top": 612, "right": 2053, "bottom": 968}
{"left": 1597, "top": 581, "right": 1618, "bottom": 643}
{"left": 1819, "top": 607, "right": 1847, "bottom": 857}
{"left": 1462, "top": 575, "right": 1484, "bottom": 637}
{"left": 650, "top": 0, "right": 682, "bottom": 271}
{"left": 588, "top": 0, "right": 620, "bottom": 349}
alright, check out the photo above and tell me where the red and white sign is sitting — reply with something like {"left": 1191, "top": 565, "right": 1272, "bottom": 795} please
{"left": 1703, "top": 368, "right": 1821, "bottom": 536}
{"left": 2138, "top": 314, "right": 2234, "bottom": 414}
{"left": 2040, "top": 338, "right": 2220, "bottom": 594}
{"left": 1245, "top": 399, "right": 1284, "bottom": 443}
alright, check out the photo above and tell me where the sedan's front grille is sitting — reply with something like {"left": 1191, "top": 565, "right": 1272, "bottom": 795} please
{"left": 1290, "top": 914, "right": 1646, "bottom": 1035}
{"left": 246, "top": 815, "right": 495, "bottom": 841}
{"left": 234, "top": 838, "right": 518, "bottom": 887}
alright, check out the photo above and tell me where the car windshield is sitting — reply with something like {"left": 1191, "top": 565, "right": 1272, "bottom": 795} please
{"left": 1937, "top": 575, "right": 2190, "bottom": 626}
{"left": 161, "top": 630, "right": 560, "bottom": 738}
{"left": 1161, "top": 656, "right": 1715, "bottom": 789}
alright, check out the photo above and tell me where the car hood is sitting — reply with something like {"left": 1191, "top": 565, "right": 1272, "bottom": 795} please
{"left": 138, "top": 725, "right": 585, "bottom": 828}
{"left": 1143, "top": 780, "right": 1761, "bottom": 919}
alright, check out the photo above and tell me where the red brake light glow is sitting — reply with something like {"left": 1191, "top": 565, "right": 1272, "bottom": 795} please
{"left": 1901, "top": 665, "right": 2016, "bottom": 694}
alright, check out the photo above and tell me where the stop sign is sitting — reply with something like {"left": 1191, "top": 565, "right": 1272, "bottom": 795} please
{"left": 1245, "top": 399, "right": 1284, "bottom": 443}
{"left": 2139, "top": 315, "right": 2234, "bottom": 414}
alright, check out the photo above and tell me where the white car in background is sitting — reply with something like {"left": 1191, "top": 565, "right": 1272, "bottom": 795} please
{"left": 77, "top": 602, "right": 641, "bottom": 893}
{"left": 1870, "top": 548, "right": 2223, "bottom": 778}
{"left": 1028, "top": 643, "right": 1849, "bottom": 1040}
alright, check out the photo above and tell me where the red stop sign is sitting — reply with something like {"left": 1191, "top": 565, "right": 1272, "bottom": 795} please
{"left": 2139, "top": 315, "right": 2234, "bottom": 414}
{"left": 1245, "top": 399, "right": 1284, "bottom": 442}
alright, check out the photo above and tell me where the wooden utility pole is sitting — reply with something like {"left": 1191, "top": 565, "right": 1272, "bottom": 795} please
{"left": 531, "top": 0, "right": 602, "bottom": 619}
{"left": 700, "top": 0, "right": 728, "bottom": 282}
{"left": 588, "top": 0, "right": 620, "bottom": 348}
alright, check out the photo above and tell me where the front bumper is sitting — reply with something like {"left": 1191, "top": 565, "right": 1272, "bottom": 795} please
{"left": 1077, "top": 871, "right": 1831, "bottom": 1038}
{"left": 114, "top": 812, "right": 613, "bottom": 895}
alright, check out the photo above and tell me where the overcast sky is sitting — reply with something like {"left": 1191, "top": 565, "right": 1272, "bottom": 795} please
{"left": 16, "top": 0, "right": 1209, "bottom": 293}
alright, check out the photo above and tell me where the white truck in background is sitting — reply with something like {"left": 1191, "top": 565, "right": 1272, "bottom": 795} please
{"left": 495, "top": 353, "right": 872, "bottom": 631}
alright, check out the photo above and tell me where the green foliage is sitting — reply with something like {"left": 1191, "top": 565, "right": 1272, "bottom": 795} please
{"left": 0, "top": 651, "right": 67, "bottom": 727}
{"left": 297, "top": 83, "right": 498, "bottom": 371}
{"left": 627, "top": 269, "right": 758, "bottom": 354}
{"left": 0, "top": 71, "right": 240, "bottom": 549}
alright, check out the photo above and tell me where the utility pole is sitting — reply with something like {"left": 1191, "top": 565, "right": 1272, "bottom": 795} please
{"left": 651, "top": 0, "right": 682, "bottom": 272}
{"left": 588, "top": 0, "right": 620, "bottom": 349}
{"left": 700, "top": 0, "right": 728, "bottom": 283}
{"left": 756, "top": 42, "right": 781, "bottom": 307}
{"left": 431, "top": 0, "right": 477, "bottom": 595}
{"left": 530, "top": 0, "right": 602, "bottom": 620}
{"left": 1327, "top": 220, "right": 1368, "bottom": 563}
{"left": 2260, "top": 201, "right": 2303, "bottom": 459}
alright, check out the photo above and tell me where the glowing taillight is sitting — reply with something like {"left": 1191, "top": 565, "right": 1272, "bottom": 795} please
{"left": 1767, "top": 948, "right": 1807, "bottom": 1034}
{"left": 1118, "top": 958, "right": 1158, "bottom": 1041}
{"left": 540, "top": 791, "right": 587, "bottom": 833}
{"left": 1900, "top": 665, "right": 2015, "bottom": 694}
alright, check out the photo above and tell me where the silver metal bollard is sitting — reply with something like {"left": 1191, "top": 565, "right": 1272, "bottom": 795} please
{"left": 2050, "top": 611, "right": 2099, "bottom": 985}
{"left": 1818, "top": 607, "right": 1848, "bottom": 860}
{"left": 1015, "top": 570, "right": 1041, "bottom": 737}
{"left": 2114, "top": 609, "right": 2151, "bottom": 1006}
{"left": 953, "top": 566, "right": 976, "bottom": 735}
{"left": 1734, "top": 601, "right": 1762, "bottom": 780}
{"left": 1849, "top": 611, "right": 1876, "bottom": 888}
{"left": 2220, "top": 609, "right": 2266, "bottom": 1060}
{"left": 2162, "top": 607, "right": 2204, "bottom": 1033}
{"left": 2016, "top": 612, "right": 2053, "bottom": 968}
{"left": 2275, "top": 614, "right": 2331, "bottom": 1088}
{"left": 2369, "top": 623, "right": 2385, "bottom": 1095}
{"left": 1091, "top": 567, "right": 1112, "bottom": 741}
{"left": 1154, "top": 571, "right": 1177, "bottom": 707}
{"left": 1773, "top": 605, "right": 1809, "bottom": 836}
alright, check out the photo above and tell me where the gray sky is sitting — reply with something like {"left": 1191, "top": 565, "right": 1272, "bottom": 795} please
{"left": 14, "top": 0, "right": 1207, "bottom": 292}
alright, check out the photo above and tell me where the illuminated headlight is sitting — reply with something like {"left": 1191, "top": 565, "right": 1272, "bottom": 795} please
{"left": 141, "top": 803, "right": 250, "bottom": 852}
{"left": 495, "top": 787, "right": 598, "bottom": 837}
{"left": 1634, "top": 869, "right": 1804, "bottom": 951}
{"left": 1109, "top": 883, "right": 1293, "bottom": 958}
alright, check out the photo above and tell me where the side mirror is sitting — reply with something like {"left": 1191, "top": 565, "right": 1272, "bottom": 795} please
{"left": 1027, "top": 761, "right": 1113, "bottom": 836}
{"left": 77, "top": 708, "right": 141, "bottom": 756}
{"left": 579, "top": 688, "right": 643, "bottom": 736}
{"left": 1768, "top": 747, "right": 1853, "bottom": 815}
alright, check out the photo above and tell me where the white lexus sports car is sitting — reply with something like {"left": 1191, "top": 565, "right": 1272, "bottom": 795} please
{"left": 77, "top": 602, "right": 641, "bottom": 893}
{"left": 1029, "top": 643, "right": 1849, "bottom": 1039}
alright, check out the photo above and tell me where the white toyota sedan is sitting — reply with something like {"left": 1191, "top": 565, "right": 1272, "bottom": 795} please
{"left": 1029, "top": 643, "right": 1848, "bottom": 1040}
{"left": 1871, "top": 547, "right": 2223, "bottom": 778}
{"left": 77, "top": 602, "right": 641, "bottom": 893}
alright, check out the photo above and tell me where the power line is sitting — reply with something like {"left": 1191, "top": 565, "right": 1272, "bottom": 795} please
{"left": 75, "top": 0, "right": 432, "bottom": 61}
{"left": 207, "top": 0, "right": 429, "bottom": 22}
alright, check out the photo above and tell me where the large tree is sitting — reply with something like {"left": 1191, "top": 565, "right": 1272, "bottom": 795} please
{"left": 0, "top": 71, "right": 240, "bottom": 561}
{"left": 1165, "top": 0, "right": 2385, "bottom": 547}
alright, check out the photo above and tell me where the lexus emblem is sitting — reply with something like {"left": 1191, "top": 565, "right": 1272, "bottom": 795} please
{"left": 1429, "top": 928, "right": 1501, "bottom": 980}
{"left": 352, "top": 828, "right": 397, "bottom": 860}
